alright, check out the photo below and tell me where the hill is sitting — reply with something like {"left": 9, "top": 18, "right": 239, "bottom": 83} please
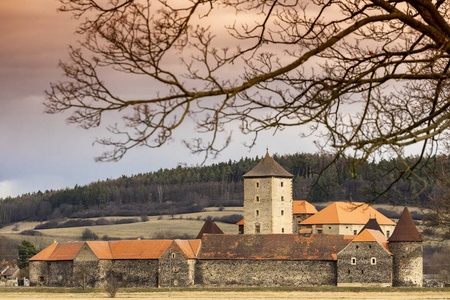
{"left": 0, "top": 152, "right": 445, "bottom": 228}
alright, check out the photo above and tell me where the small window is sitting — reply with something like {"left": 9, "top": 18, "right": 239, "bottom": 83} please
{"left": 255, "top": 196, "right": 260, "bottom": 202}
{"left": 281, "top": 228, "right": 284, "bottom": 233}
{"left": 405, "top": 246, "right": 410, "bottom": 251}
{"left": 386, "top": 230, "right": 390, "bottom": 238}
{"left": 281, "top": 182, "right": 284, "bottom": 187}
{"left": 256, "top": 182, "right": 259, "bottom": 188}
{"left": 351, "top": 257, "right": 356, "bottom": 265}
{"left": 39, "top": 276, "right": 45, "bottom": 282}
{"left": 171, "top": 253, "right": 176, "bottom": 258}
{"left": 255, "top": 224, "right": 261, "bottom": 234}
{"left": 361, "top": 270, "right": 364, "bottom": 274}
{"left": 281, "top": 196, "right": 284, "bottom": 202}
{"left": 353, "top": 230, "right": 357, "bottom": 235}
{"left": 328, "top": 226, "right": 331, "bottom": 229}
{"left": 317, "top": 229, "right": 322, "bottom": 234}
{"left": 369, "top": 245, "right": 372, "bottom": 249}
{"left": 256, "top": 210, "right": 260, "bottom": 217}
{"left": 356, "top": 245, "right": 359, "bottom": 249}
{"left": 371, "top": 257, "right": 376, "bottom": 265}
{"left": 348, "top": 269, "right": 350, "bottom": 274}
{"left": 281, "top": 210, "right": 284, "bottom": 216}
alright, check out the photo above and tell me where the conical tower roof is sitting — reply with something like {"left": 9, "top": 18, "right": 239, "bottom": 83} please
{"left": 388, "top": 207, "right": 423, "bottom": 242}
{"left": 242, "top": 152, "right": 293, "bottom": 178}
{"left": 359, "top": 217, "right": 384, "bottom": 235}
{"left": 196, "top": 220, "right": 224, "bottom": 239}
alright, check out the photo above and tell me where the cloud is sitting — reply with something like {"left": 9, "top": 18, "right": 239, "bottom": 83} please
{"left": 0, "top": 180, "right": 19, "bottom": 199}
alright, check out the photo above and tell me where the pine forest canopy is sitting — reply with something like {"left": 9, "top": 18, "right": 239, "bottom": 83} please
{"left": 46, "top": 0, "right": 450, "bottom": 171}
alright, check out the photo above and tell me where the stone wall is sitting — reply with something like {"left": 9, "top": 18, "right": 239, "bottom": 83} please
{"left": 158, "top": 252, "right": 195, "bottom": 287}
{"left": 48, "top": 261, "right": 73, "bottom": 287}
{"left": 390, "top": 242, "right": 423, "bottom": 287}
{"left": 244, "top": 177, "right": 273, "bottom": 234}
{"left": 111, "top": 259, "right": 159, "bottom": 287}
{"left": 270, "top": 178, "right": 293, "bottom": 234}
{"left": 195, "top": 260, "right": 337, "bottom": 286}
{"left": 337, "top": 241, "right": 392, "bottom": 286}
{"left": 29, "top": 261, "right": 48, "bottom": 286}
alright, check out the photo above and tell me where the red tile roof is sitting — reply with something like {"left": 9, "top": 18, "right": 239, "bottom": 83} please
{"left": 198, "top": 234, "right": 354, "bottom": 261}
{"left": 243, "top": 152, "right": 293, "bottom": 178}
{"left": 29, "top": 242, "right": 58, "bottom": 261}
{"left": 172, "top": 240, "right": 201, "bottom": 259}
{"left": 293, "top": 200, "right": 318, "bottom": 214}
{"left": 388, "top": 207, "right": 423, "bottom": 242}
{"left": 299, "top": 202, "right": 395, "bottom": 225}
{"left": 47, "top": 242, "right": 84, "bottom": 261}
{"left": 236, "top": 218, "right": 244, "bottom": 225}
{"left": 86, "top": 241, "right": 112, "bottom": 260}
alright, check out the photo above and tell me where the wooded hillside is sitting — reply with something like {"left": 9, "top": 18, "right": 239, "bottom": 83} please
{"left": 0, "top": 153, "right": 445, "bottom": 227}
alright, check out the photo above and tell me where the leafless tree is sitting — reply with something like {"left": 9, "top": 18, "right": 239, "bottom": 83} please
{"left": 46, "top": 1, "right": 449, "bottom": 179}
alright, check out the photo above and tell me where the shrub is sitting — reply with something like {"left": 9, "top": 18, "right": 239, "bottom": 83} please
{"left": 20, "top": 230, "right": 43, "bottom": 236}
{"left": 215, "top": 214, "right": 244, "bottom": 224}
{"left": 34, "top": 220, "right": 59, "bottom": 230}
{"left": 58, "top": 219, "right": 95, "bottom": 228}
{"left": 112, "top": 218, "right": 139, "bottom": 225}
{"left": 96, "top": 218, "right": 110, "bottom": 226}
{"left": 81, "top": 228, "right": 99, "bottom": 241}
{"left": 140, "top": 215, "right": 149, "bottom": 222}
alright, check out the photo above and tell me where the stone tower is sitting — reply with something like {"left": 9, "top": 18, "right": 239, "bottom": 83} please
{"left": 242, "top": 152, "right": 294, "bottom": 234}
{"left": 388, "top": 207, "right": 423, "bottom": 287}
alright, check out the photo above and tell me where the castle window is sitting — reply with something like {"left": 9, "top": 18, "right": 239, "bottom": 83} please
{"left": 281, "top": 228, "right": 284, "bottom": 233}
{"left": 348, "top": 269, "right": 350, "bottom": 274}
{"left": 172, "top": 253, "right": 176, "bottom": 258}
{"left": 39, "top": 276, "right": 45, "bottom": 282}
{"left": 369, "top": 245, "right": 372, "bottom": 249}
{"left": 328, "top": 226, "right": 331, "bottom": 229}
{"left": 256, "top": 182, "right": 259, "bottom": 188}
{"left": 351, "top": 257, "right": 356, "bottom": 265}
{"left": 281, "top": 181, "right": 284, "bottom": 187}
{"left": 281, "top": 210, "right": 284, "bottom": 216}
{"left": 356, "top": 245, "right": 359, "bottom": 249}
{"left": 255, "top": 196, "right": 260, "bottom": 203}
{"left": 281, "top": 196, "right": 284, "bottom": 202}
{"left": 353, "top": 230, "right": 357, "bottom": 235}
{"left": 386, "top": 230, "right": 390, "bottom": 238}
{"left": 317, "top": 229, "right": 322, "bottom": 234}
{"left": 256, "top": 210, "right": 260, "bottom": 217}
{"left": 255, "top": 224, "right": 261, "bottom": 234}
{"left": 371, "top": 257, "right": 376, "bottom": 265}
{"left": 361, "top": 270, "right": 364, "bottom": 274}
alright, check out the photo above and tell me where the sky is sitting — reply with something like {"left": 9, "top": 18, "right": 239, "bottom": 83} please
{"left": 0, "top": 0, "right": 319, "bottom": 198}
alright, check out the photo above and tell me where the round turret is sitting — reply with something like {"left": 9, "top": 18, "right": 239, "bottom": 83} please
{"left": 388, "top": 207, "right": 423, "bottom": 287}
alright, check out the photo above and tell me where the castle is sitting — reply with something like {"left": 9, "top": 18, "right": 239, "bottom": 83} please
{"left": 29, "top": 152, "right": 423, "bottom": 287}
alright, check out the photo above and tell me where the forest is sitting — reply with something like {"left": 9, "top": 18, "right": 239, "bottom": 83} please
{"left": 0, "top": 152, "right": 446, "bottom": 228}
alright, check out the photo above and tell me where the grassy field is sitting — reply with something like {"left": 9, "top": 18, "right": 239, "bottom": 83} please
{"left": 0, "top": 287, "right": 449, "bottom": 299}
{"left": 0, "top": 207, "right": 242, "bottom": 247}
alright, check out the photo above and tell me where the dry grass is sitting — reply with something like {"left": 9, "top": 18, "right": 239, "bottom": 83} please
{"left": 0, "top": 287, "right": 449, "bottom": 299}
{"left": 0, "top": 207, "right": 242, "bottom": 244}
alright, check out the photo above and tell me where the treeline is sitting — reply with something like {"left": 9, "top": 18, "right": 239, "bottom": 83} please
{"left": 0, "top": 152, "right": 446, "bottom": 227}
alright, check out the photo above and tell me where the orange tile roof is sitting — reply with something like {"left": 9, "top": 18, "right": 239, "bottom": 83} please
{"left": 293, "top": 200, "right": 318, "bottom": 214}
{"left": 109, "top": 240, "right": 172, "bottom": 260}
{"left": 299, "top": 202, "right": 395, "bottom": 225}
{"left": 353, "top": 229, "right": 391, "bottom": 254}
{"left": 86, "top": 241, "right": 112, "bottom": 260}
{"left": 29, "top": 243, "right": 58, "bottom": 261}
{"left": 172, "top": 240, "right": 201, "bottom": 259}
{"left": 236, "top": 218, "right": 244, "bottom": 225}
{"left": 47, "top": 242, "right": 84, "bottom": 261}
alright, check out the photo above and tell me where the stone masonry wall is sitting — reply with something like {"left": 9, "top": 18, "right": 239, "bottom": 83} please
{"left": 29, "top": 261, "right": 48, "bottom": 286}
{"left": 195, "top": 260, "right": 337, "bottom": 286}
{"left": 47, "top": 261, "right": 74, "bottom": 287}
{"left": 244, "top": 178, "right": 273, "bottom": 234}
{"left": 271, "top": 178, "right": 293, "bottom": 234}
{"left": 390, "top": 242, "right": 423, "bottom": 287}
{"left": 337, "top": 241, "right": 392, "bottom": 286}
{"left": 111, "top": 259, "right": 159, "bottom": 287}
{"left": 159, "top": 252, "right": 194, "bottom": 287}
